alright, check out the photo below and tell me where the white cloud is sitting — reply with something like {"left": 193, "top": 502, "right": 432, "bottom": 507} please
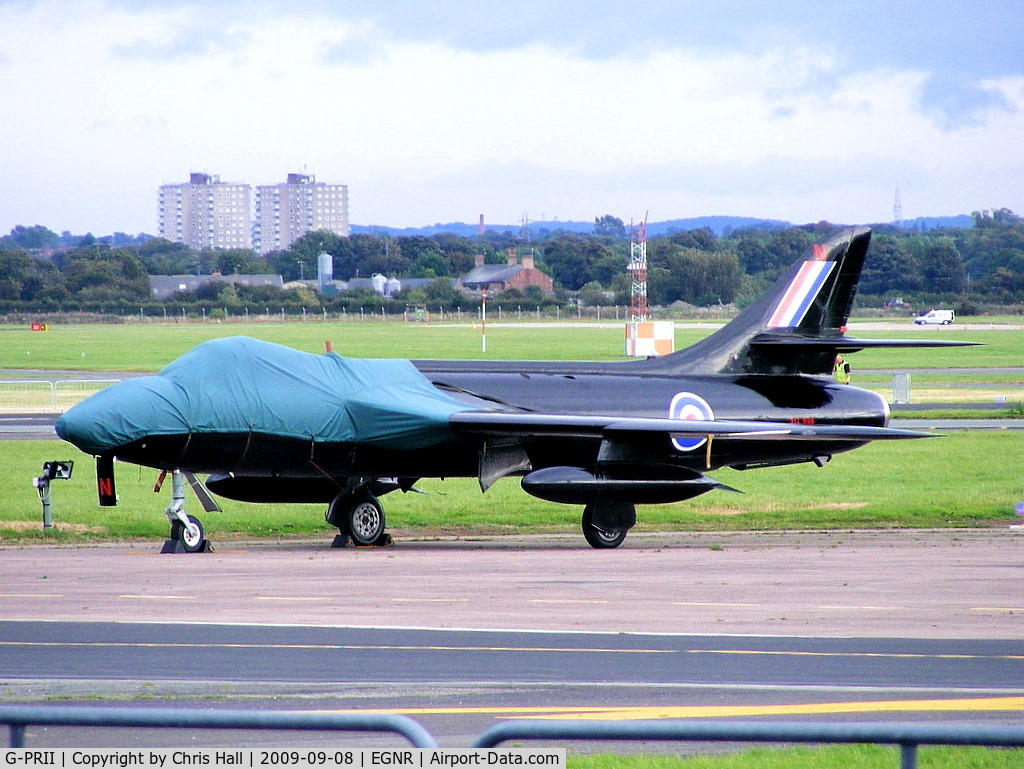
{"left": 0, "top": 1, "right": 1021, "bottom": 235}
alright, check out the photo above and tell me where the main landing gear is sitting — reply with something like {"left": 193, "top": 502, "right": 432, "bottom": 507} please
{"left": 581, "top": 502, "right": 634, "bottom": 549}
{"left": 327, "top": 488, "right": 391, "bottom": 548}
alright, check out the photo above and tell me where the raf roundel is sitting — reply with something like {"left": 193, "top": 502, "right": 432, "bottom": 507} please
{"left": 668, "top": 392, "right": 715, "bottom": 451}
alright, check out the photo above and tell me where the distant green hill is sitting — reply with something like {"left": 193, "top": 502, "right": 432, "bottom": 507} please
{"left": 351, "top": 213, "right": 975, "bottom": 238}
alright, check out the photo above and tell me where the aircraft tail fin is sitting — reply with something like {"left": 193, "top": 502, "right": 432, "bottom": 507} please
{"left": 641, "top": 226, "right": 970, "bottom": 377}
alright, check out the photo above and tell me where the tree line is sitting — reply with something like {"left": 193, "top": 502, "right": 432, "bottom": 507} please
{"left": 1, "top": 209, "right": 1022, "bottom": 316}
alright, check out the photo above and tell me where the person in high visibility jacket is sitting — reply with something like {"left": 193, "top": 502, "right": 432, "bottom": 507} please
{"left": 833, "top": 354, "right": 851, "bottom": 384}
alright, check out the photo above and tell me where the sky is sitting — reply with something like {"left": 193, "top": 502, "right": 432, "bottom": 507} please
{"left": 0, "top": 0, "right": 1022, "bottom": 236}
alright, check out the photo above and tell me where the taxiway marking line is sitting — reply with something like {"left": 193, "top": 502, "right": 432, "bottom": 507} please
{"left": 676, "top": 603, "right": 911, "bottom": 611}
{"left": 530, "top": 600, "right": 609, "bottom": 604}
{"left": 0, "top": 641, "right": 670, "bottom": 654}
{"left": 337, "top": 697, "right": 1024, "bottom": 720}
{"left": 253, "top": 597, "right": 334, "bottom": 602}
{"left": 119, "top": 595, "right": 196, "bottom": 600}
{"left": 0, "top": 594, "right": 63, "bottom": 599}
{"left": 971, "top": 607, "right": 1024, "bottom": 613}
{"left": 391, "top": 598, "right": 470, "bottom": 603}
{"left": 2, "top": 641, "right": 1021, "bottom": 661}
{"left": 694, "top": 649, "right": 1024, "bottom": 660}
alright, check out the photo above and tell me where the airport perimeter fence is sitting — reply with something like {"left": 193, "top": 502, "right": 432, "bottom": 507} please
{"left": 4, "top": 705, "right": 1024, "bottom": 769}
{"left": 0, "top": 379, "right": 120, "bottom": 413}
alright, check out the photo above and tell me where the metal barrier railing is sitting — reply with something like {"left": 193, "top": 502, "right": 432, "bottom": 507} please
{"left": 472, "top": 719, "right": 1024, "bottom": 769}
{"left": 0, "top": 705, "right": 437, "bottom": 749}
{"left": 0, "top": 379, "right": 120, "bottom": 412}
{"left": 6, "top": 706, "right": 1024, "bottom": 768}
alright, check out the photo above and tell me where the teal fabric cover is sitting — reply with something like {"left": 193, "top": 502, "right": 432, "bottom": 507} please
{"left": 55, "top": 336, "right": 469, "bottom": 455}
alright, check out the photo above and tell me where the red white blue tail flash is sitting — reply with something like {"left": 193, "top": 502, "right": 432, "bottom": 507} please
{"left": 767, "top": 258, "right": 836, "bottom": 329}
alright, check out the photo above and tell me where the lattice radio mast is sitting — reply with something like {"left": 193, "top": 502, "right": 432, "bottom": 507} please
{"left": 628, "top": 216, "right": 648, "bottom": 322}
{"left": 893, "top": 186, "right": 903, "bottom": 227}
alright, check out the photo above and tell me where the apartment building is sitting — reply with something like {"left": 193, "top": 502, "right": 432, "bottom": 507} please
{"left": 253, "top": 173, "right": 349, "bottom": 255}
{"left": 158, "top": 173, "right": 252, "bottom": 250}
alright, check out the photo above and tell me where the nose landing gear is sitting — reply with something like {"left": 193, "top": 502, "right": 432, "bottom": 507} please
{"left": 160, "top": 469, "right": 214, "bottom": 553}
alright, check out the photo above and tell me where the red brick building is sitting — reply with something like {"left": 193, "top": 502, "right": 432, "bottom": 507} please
{"left": 457, "top": 250, "right": 554, "bottom": 295}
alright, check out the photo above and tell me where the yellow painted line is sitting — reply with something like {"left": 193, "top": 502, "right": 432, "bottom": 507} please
{"left": 0, "top": 641, "right": 669, "bottom": 654}
{"left": 254, "top": 596, "right": 334, "bottom": 602}
{"left": 119, "top": 595, "right": 195, "bottom": 600}
{"left": 1, "top": 639, "right": 1015, "bottom": 661}
{"left": 351, "top": 706, "right": 613, "bottom": 716}
{"left": 692, "top": 649, "right": 1024, "bottom": 660}
{"left": 332, "top": 697, "right": 1024, "bottom": 720}
{"left": 0, "top": 642, "right": 328, "bottom": 650}
{"left": 530, "top": 600, "right": 609, "bottom": 604}
{"left": 0, "top": 593, "right": 63, "bottom": 598}
{"left": 391, "top": 598, "right": 470, "bottom": 603}
{"left": 673, "top": 603, "right": 906, "bottom": 610}
{"left": 125, "top": 549, "right": 247, "bottom": 556}
{"left": 525, "top": 697, "right": 1024, "bottom": 720}
{"left": 972, "top": 607, "right": 1024, "bottom": 614}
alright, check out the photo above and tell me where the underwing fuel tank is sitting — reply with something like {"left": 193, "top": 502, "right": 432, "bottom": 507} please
{"left": 521, "top": 465, "right": 728, "bottom": 505}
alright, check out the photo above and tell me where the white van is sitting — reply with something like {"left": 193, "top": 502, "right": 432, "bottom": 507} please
{"left": 914, "top": 309, "right": 955, "bottom": 325}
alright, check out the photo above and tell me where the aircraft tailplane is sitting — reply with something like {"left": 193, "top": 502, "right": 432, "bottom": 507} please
{"left": 640, "top": 226, "right": 968, "bottom": 377}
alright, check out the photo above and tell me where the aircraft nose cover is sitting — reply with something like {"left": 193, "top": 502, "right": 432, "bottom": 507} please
{"left": 55, "top": 336, "right": 469, "bottom": 455}
{"left": 55, "top": 374, "right": 190, "bottom": 456}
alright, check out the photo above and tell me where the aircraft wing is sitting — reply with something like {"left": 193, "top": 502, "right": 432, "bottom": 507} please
{"left": 449, "top": 411, "right": 934, "bottom": 441}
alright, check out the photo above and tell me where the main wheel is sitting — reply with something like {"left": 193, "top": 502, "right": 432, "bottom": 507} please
{"left": 581, "top": 505, "right": 627, "bottom": 549}
{"left": 179, "top": 514, "right": 205, "bottom": 553}
{"left": 344, "top": 492, "right": 386, "bottom": 546}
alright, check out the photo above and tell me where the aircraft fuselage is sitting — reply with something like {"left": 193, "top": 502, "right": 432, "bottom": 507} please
{"left": 108, "top": 363, "right": 887, "bottom": 504}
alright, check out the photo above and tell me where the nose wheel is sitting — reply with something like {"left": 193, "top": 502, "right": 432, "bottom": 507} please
{"left": 160, "top": 470, "right": 213, "bottom": 553}
{"left": 166, "top": 513, "right": 208, "bottom": 553}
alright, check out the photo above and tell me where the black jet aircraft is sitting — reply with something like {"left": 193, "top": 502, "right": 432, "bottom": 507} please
{"left": 55, "top": 226, "right": 965, "bottom": 551}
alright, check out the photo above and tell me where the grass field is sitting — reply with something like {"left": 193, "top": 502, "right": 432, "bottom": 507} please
{"left": 571, "top": 745, "right": 1024, "bottom": 769}
{"left": 1, "top": 318, "right": 1022, "bottom": 371}
{"left": 3, "top": 429, "right": 1020, "bottom": 543}
{"left": 0, "top": 320, "right": 1021, "bottom": 543}
{"left": 2, "top": 320, "right": 1023, "bottom": 414}
{"left": 3, "top": 323, "right": 1023, "bottom": 768}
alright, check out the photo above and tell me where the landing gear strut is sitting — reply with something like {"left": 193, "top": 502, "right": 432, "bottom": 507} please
{"left": 160, "top": 469, "right": 211, "bottom": 553}
{"left": 327, "top": 488, "right": 390, "bottom": 547}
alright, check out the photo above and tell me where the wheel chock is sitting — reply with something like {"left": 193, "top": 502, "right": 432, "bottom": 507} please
{"left": 160, "top": 537, "right": 212, "bottom": 554}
